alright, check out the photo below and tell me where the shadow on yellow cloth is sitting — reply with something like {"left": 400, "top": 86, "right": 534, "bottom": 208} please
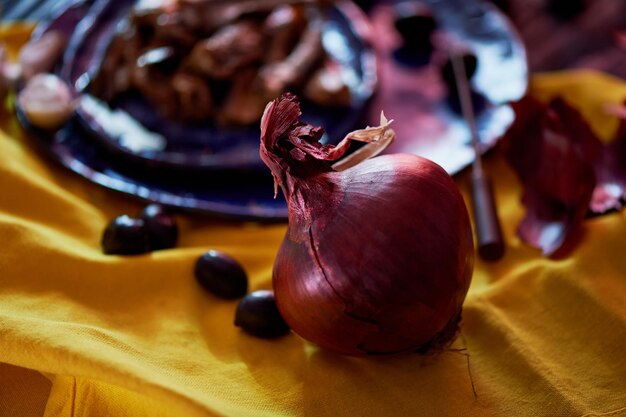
{"left": 2, "top": 26, "right": 626, "bottom": 417}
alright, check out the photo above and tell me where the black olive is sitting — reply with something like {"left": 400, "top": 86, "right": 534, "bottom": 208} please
{"left": 141, "top": 204, "right": 178, "bottom": 250}
{"left": 546, "top": 0, "right": 586, "bottom": 21}
{"left": 393, "top": 2, "right": 437, "bottom": 52}
{"left": 101, "top": 215, "right": 151, "bottom": 255}
{"left": 440, "top": 53, "right": 478, "bottom": 90}
{"left": 235, "top": 290, "right": 290, "bottom": 338}
{"left": 195, "top": 250, "right": 248, "bottom": 299}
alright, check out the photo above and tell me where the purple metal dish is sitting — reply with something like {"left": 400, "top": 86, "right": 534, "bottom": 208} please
{"left": 17, "top": 0, "right": 527, "bottom": 220}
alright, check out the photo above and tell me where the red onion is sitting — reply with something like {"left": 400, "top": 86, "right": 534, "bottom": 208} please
{"left": 260, "top": 94, "right": 474, "bottom": 356}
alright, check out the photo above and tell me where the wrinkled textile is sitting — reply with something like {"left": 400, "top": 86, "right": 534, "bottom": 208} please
{"left": 1, "top": 25, "right": 626, "bottom": 417}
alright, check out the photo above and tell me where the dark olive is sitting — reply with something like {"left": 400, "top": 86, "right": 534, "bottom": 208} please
{"left": 440, "top": 53, "right": 478, "bottom": 89}
{"left": 141, "top": 204, "right": 178, "bottom": 250}
{"left": 235, "top": 290, "right": 290, "bottom": 338}
{"left": 101, "top": 215, "right": 151, "bottom": 255}
{"left": 393, "top": 2, "right": 437, "bottom": 51}
{"left": 195, "top": 250, "right": 248, "bottom": 299}
{"left": 547, "top": 0, "right": 586, "bottom": 21}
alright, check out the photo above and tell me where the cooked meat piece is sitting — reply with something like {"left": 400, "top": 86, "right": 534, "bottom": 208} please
{"left": 132, "top": 0, "right": 178, "bottom": 35}
{"left": 91, "top": 33, "right": 133, "bottom": 100}
{"left": 183, "top": 20, "right": 265, "bottom": 79}
{"left": 264, "top": 5, "right": 306, "bottom": 63}
{"left": 218, "top": 69, "right": 272, "bottom": 126}
{"left": 131, "top": 10, "right": 161, "bottom": 44}
{"left": 303, "top": 58, "right": 351, "bottom": 107}
{"left": 91, "top": 0, "right": 339, "bottom": 127}
{"left": 19, "top": 31, "right": 67, "bottom": 81}
{"left": 134, "top": 0, "right": 177, "bottom": 13}
{"left": 172, "top": 72, "right": 214, "bottom": 121}
{"left": 91, "top": 13, "right": 159, "bottom": 100}
{"left": 153, "top": 11, "right": 198, "bottom": 49}
{"left": 136, "top": 46, "right": 181, "bottom": 75}
{"left": 131, "top": 65, "right": 178, "bottom": 119}
{"left": 257, "top": 7, "right": 324, "bottom": 99}
{"left": 178, "top": 0, "right": 324, "bottom": 33}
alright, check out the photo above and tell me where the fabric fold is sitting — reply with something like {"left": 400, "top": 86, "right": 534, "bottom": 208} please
{"left": 1, "top": 25, "right": 626, "bottom": 416}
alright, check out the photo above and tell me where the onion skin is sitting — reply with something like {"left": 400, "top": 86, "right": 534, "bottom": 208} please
{"left": 261, "top": 94, "right": 474, "bottom": 356}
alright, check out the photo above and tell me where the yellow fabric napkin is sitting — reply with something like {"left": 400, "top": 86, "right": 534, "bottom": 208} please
{"left": 2, "top": 26, "right": 626, "bottom": 417}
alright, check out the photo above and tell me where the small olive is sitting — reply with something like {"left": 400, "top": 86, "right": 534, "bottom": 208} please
{"left": 141, "top": 203, "right": 178, "bottom": 250}
{"left": 195, "top": 250, "right": 248, "bottom": 299}
{"left": 235, "top": 290, "right": 290, "bottom": 338}
{"left": 101, "top": 215, "right": 151, "bottom": 255}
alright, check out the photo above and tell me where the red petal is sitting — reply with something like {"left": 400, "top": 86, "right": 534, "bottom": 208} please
{"left": 599, "top": 103, "right": 626, "bottom": 212}
{"left": 615, "top": 30, "right": 626, "bottom": 51}
{"left": 504, "top": 97, "right": 596, "bottom": 255}
{"left": 549, "top": 98, "right": 626, "bottom": 214}
{"left": 502, "top": 96, "right": 547, "bottom": 184}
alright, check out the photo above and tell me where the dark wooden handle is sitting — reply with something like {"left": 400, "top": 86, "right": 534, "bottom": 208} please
{"left": 471, "top": 174, "right": 505, "bottom": 261}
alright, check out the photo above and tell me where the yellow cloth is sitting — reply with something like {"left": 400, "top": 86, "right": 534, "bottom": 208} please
{"left": 2, "top": 25, "right": 626, "bottom": 417}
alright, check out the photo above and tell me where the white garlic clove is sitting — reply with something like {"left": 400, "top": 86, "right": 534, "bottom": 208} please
{"left": 18, "top": 73, "right": 75, "bottom": 131}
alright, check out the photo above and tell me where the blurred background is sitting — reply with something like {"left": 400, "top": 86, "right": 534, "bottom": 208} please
{"left": 4, "top": 0, "right": 626, "bottom": 77}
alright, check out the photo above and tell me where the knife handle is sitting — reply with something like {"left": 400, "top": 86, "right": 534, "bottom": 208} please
{"left": 471, "top": 173, "right": 505, "bottom": 261}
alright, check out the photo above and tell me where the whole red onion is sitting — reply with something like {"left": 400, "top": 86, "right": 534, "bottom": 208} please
{"left": 260, "top": 94, "right": 474, "bottom": 356}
